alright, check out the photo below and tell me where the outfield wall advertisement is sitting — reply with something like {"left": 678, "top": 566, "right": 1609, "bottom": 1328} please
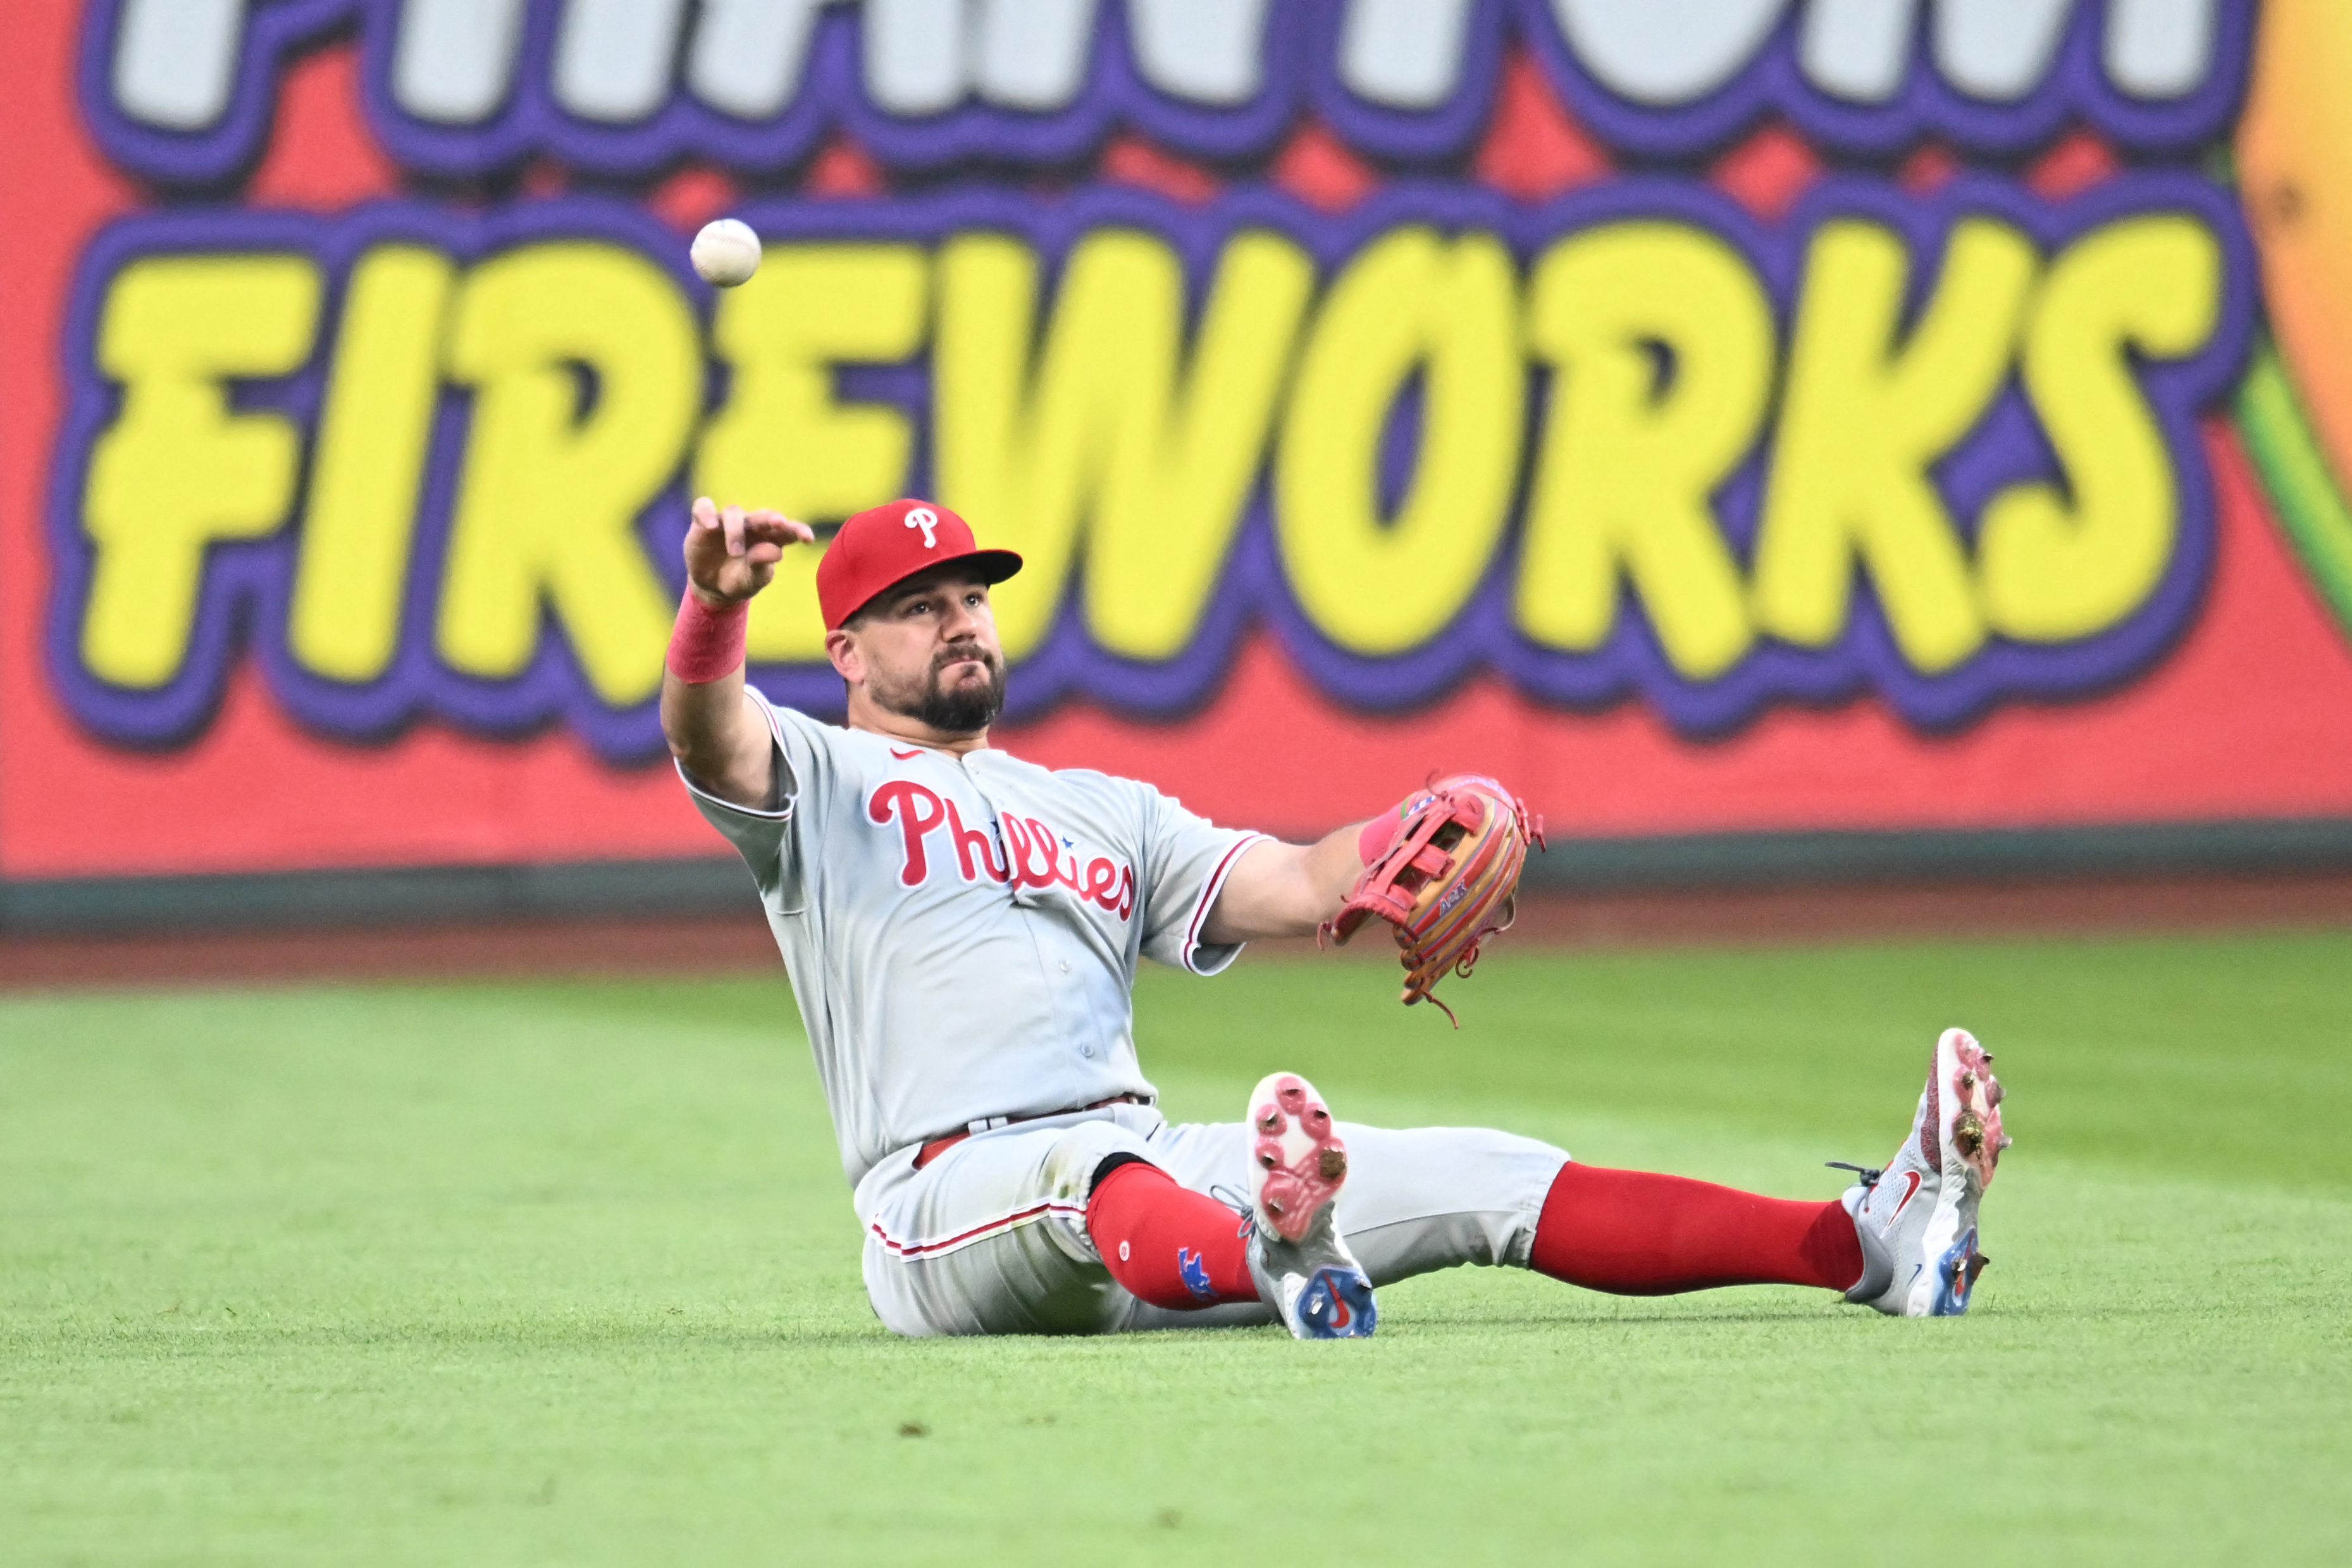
{"left": 6, "top": 0, "right": 2352, "bottom": 886}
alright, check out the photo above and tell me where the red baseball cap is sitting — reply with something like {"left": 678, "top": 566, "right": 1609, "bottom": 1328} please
{"left": 814, "top": 498, "right": 1023, "bottom": 631}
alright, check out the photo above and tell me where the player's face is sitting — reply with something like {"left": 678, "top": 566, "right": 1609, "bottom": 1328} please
{"left": 850, "top": 571, "right": 1007, "bottom": 734}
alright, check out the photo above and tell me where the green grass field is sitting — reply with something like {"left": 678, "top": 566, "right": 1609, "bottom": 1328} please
{"left": 4, "top": 930, "right": 2348, "bottom": 1565}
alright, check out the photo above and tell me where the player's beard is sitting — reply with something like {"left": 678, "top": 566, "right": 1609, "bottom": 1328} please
{"left": 877, "top": 640, "right": 1006, "bottom": 734}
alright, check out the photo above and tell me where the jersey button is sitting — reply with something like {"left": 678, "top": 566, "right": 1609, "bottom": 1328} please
{"left": 1080, "top": 1044, "right": 1096, "bottom": 1058}
{"left": 1058, "top": 960, "right": 1070, "bottom": 973}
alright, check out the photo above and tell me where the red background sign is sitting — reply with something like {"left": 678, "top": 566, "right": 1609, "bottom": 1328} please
{"left": 7, "top": 1, "right": 2351, "bottom": 889}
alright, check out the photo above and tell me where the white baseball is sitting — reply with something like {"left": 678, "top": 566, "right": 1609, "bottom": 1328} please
{"left": 691, "top": 218, "right": 762, "bottom": 287}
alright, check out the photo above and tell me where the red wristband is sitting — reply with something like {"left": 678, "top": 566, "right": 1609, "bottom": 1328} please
{"left": 1356, "top": 808, "right": 1404, "bottom": 865}
{"left": 666, "top": 590, "right": 749, "bottom": 683}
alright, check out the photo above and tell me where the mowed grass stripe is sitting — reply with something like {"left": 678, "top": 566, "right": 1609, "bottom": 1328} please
{"left": 2, "top": 930, "right": 2346, "bottom": 1565}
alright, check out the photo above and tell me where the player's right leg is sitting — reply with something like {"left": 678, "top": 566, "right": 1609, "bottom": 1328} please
{"left": 857, "top": 1099, "right": 1341, "bottom": 1338}
{"left": 855, "top": 1099, "right": 1351, "bottom": 1337}
{"left": 1240, "top": 1072, "right": 1378, "bottom": 1338}
{"left": 1079, "top": 1073, "right": 1377, "bottom": 1338}
{"left": 858, "top": 1108, "right": 1167, "bottom": 1336}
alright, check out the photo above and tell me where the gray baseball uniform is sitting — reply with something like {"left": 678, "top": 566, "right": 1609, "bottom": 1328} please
{"left": 683, "top": 690, "right": 1568, "bottom": 1336}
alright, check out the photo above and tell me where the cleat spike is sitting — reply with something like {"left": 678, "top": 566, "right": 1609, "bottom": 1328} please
{"left": 1319, "top": 1148, "right": 1347, "bottom": 1180}
{"left": 1953, "top": 1109, "right": 1985, "bottom": 1156}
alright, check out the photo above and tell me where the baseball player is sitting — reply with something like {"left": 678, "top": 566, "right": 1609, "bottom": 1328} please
{"left": 660, "top": 496, "right": 2009, "bottom": 1338}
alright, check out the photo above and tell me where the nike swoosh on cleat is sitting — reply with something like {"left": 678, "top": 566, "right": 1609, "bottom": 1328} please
{"left": 1886, "top": 1170, "right": 1923, "bottom": 1222}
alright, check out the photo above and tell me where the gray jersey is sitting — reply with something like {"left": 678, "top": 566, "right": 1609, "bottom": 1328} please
{"left": 682, "top": 690, "right": 1265, "bottom": 1186}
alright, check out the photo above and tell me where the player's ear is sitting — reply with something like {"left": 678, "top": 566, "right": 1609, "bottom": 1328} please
{"left": 824, "top": 626, "right": 862, "bottom": 685}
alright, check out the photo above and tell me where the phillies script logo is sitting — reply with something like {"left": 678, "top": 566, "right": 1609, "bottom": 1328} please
{"left": 868, "top": 782, "right": 1137, "bottom": 919}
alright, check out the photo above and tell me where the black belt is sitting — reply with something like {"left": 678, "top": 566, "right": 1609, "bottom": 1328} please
{"left": 912, "top": 1094, "right": 1152, "bottom": 1170}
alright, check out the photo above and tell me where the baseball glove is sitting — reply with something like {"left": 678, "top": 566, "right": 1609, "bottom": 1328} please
{"left": 1321, "top": 774, "right": 1544, "bottom": 1025}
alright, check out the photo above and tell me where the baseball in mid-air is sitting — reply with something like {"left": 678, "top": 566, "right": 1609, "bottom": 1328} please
{"left": 691, "top": 218, "right": 762, "bottom": 287}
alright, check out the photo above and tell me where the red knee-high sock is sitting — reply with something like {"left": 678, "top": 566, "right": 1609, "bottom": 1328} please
{"left": 1528, "top": 1163, "right": 1864, "bottom": 1295}
{"left": 1084, "top": 1161, "right": 1259, "bottom": 1310}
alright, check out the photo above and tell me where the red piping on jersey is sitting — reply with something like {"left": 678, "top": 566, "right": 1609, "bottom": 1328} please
{"left": 1183, "top": 834, "right": 1266, "bottom": 973}
{"left": 869, "top": 1199, "right": 1087, "bottom": 1260}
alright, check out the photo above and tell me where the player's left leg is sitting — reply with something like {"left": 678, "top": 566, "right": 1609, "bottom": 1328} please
{"left": 1130, "top": 1111, "right": 1864, "bottom": 1314}
{"left": 1096, "top": 1106, "right": 1856, "bottom": 1331}
{"left": 1335, "top": 1028, "right": 2007, "bottom": 1314}
{"left": 1124, "top": 1027, "right": 2007, "bottom": 1324}
{"left": 1525, "top": 1164, "right": 1864, "bottom": 1294}
{"left": 1527, "top": 1028, "right": 2007, "bottom": 1316}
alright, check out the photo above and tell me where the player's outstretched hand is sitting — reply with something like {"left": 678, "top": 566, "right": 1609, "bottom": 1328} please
{"left": 1322, "top": 775, "right": 1543, "bottom": 1027}
{"left": 683, "top": 497, "right": 814, "bottom": 606}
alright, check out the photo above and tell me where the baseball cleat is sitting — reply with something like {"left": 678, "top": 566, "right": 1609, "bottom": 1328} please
{"left": 1244, "top": 1072, "right": 1377, "bottom": 1339}
{"left": 1838, "top": 1027, "right": 2010, "bottom": 1318}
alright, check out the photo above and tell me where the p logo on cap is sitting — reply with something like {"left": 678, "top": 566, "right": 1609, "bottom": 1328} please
{"left": 815, "top": 498, "right": 1024, "bottom": 629}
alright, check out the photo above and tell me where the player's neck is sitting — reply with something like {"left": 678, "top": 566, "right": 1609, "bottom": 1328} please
{"left": 844, "top": 698, "right": 991, "bottom": 756}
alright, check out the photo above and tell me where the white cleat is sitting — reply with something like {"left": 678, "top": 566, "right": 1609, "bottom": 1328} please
{"left": 1840, "top": 1028, "right": 2011, "bottom": 1318}
{"left": 1242, "top": 1072, "right": 1377, "bottom": 1340}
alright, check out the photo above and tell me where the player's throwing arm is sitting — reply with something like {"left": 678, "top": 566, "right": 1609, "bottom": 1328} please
{"left": 660, "top": 497, "right": 811, "bottom": 810}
